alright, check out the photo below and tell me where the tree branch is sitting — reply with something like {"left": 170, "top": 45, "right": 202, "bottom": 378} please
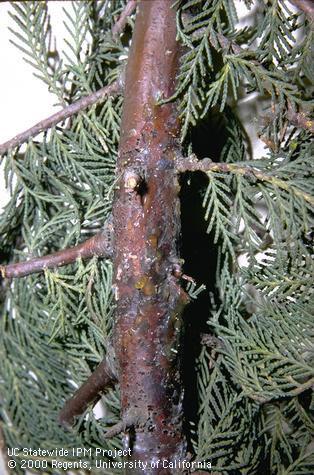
{"left": 112, "top": 0, "right": 188, "bottom": 464}
{"left": 0, "top": 80, "right": 123, "bottom": 155}
{"left": 112, "top": 0, "right": 137, "bottom": 37}
{"left": 289, "top": 0, "right": 314, "bottom": 21}
{"left": 176, "top": 155, "right": 314, "bottom": 206}
{"left": 0, "top": 226, "right": 113, "bottom": 279}
{"left": 58, "top": 359, "right": 117, "bottom": 429}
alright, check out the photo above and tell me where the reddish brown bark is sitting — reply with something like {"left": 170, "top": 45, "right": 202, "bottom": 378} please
{"left": 112, "top": 0, "right": 189, "bottom": 471}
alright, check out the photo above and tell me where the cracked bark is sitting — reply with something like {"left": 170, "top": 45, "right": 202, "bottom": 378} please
{"left": 112, "top": 0, "right": 189, "bottom": 471}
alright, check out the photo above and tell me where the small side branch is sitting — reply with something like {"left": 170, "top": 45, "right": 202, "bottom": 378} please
{"left": 104, "top": 420, "right": 126, "bottom": 439}
{"left": 104, "top": 408, "right": 145, "bottom": 439}
{"left": 176, "top": 155, "right": 314, "bottom": 206}
{"left": 0, "top": 80, "right": 122, "bottom": 155}
{"left": 287, "top": 109, "right": 314, "bottom": 133}
{"left": 59, "top": 359, "right": 117, "bottom": 429}
{"left": 112, "top": 0, "right": 137, "bottom": 37}
{"left": 263, "top": 107, "right": 314, "bottom": 135}
{"left": 0, "top": 227, "right": 113, "bottom": 279}
{"left": 288, "top": 376, "right": 314, "bottom": 396}
{"left": 289, "top": 0, "right": 314, "bottom": 21}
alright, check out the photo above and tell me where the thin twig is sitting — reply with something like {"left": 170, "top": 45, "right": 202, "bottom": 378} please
{"left": 104, "top": 420, "right": 128, "bottom": 439}
{"left": 286, "top": 109, "right": 314, "bottom": 133}
{"left": 104, "top": 408, "right": 145, "bottom": 439}
{"left": 0, "top": 80, "right": 122, "bottom": 155}
{"left": 287, "top": 376, "right": 314, "bottom": 396}
{"left": 0, "top": 226, "right": 113, "bottom": 279}
{"left": 112, "top": 0, "right": 137, "bottom": 37}
{"left": 289, "top": 0, "right": 314, "bottom": 21}
{"left": 262, "top": 104, "right": 314, "bottom": 135}
{"left": 176, "top": 155, "right": 314, "bottom": 206}
{"left": 182, "top": 12, "right": 242, "bottom": 53}
{"left": 59, "top": 359, "right": 117, "bottom": 429}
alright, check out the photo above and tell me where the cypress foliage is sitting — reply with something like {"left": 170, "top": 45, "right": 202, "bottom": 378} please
{"left": 0, "top": 1, "right": 313, "bottom": 474}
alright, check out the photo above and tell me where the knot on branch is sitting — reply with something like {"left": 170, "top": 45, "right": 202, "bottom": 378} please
{"left": 123, "top": 169, "right": 149, "bottom": 206}
{"left": 124, "top": 170, "right": 142, "bottom": 192}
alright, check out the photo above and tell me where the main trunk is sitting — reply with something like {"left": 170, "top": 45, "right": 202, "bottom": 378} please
{"left": 112, "top": 0, "right": 188, "bottom": 472}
